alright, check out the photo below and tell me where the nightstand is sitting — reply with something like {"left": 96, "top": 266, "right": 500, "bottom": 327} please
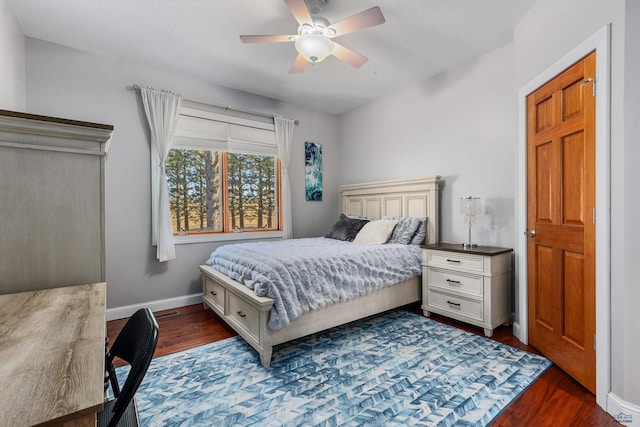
{"left": 422, "top": 243, "right": 513, "bottom": 337}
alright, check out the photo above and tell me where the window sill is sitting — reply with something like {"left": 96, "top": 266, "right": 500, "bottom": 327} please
{"left": 172, "top": 230, "right": 284, "bottom": 245}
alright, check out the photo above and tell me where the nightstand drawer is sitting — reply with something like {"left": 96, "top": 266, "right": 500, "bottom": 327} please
{"left": 426, "top": 250, "right": 484, "bottom": 273}
{"left": 427, "top": 289, "right": 483, "bottom": 322}
{"left": 426, "top": 267, "right": 483, "bottom": 297}
{"left": 203, "top": 276, "right": 225, "bottom": 312}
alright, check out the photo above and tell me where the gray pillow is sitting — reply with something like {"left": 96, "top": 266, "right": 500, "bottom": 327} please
{"left": 325, "top": 214, "right": 369, "bottom": 241}
{"left": 410, "top": 217, "right": 427, "bottom": 245}
{"left": 384, "top": 216, "right": 421, "bottom": 244}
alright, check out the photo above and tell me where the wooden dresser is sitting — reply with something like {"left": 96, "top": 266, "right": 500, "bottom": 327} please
{"left": 422, "top": 243, "right": 513, "bottom": 337}
{"left": 0, "top": 110, "right": 113, "bottom": 294}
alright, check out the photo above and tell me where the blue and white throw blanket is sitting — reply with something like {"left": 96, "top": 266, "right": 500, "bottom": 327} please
{"left": 205, "top": 237, "right": 422, "bottom": 330}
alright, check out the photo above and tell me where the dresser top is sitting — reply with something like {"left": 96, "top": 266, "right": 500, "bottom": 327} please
{"left": 0, "top": 109, "right": 113, "bottom": 130}
{"left": 425, "top": 242, "right": 513, "bottom": 256}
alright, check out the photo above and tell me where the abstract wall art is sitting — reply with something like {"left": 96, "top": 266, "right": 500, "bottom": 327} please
{"left": 305, "top": 141, "right": 322, "bottom": 201}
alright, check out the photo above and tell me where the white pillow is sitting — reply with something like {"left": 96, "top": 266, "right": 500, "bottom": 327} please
{"left": 352, "top": 219, "right": 399, "bottom": 245}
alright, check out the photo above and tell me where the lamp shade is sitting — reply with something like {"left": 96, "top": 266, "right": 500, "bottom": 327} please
{"left": 295, "top": 34, "right": 334, "bottom": 63}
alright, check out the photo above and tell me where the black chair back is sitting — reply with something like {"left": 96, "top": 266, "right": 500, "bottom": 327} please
{"left": 103, "top": 308, "right": 159, "bottom": 427}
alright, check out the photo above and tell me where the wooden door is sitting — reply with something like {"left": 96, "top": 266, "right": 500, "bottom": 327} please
{"left": 526, "top": 51, "right": 596, "bottom": 393}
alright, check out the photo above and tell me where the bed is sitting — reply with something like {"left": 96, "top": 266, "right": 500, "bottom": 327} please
{"left": 199, "top": 176, "right": 440, "bottom": 367}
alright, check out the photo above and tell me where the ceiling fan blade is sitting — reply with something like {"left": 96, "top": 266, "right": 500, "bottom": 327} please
{"left": 240, "top": 35, "right": 296, "bottom": 43}
{"left": 284, "top": 0, "right": 313, "bottom": 26}
{"left": 326, "top": 6, "right": 385, "bottom": 37}
{"left": 331, "top": 42, "right": 368, "bottom": 68}
{"left": 289, "top": 54, "right": 308, "bottom": 73}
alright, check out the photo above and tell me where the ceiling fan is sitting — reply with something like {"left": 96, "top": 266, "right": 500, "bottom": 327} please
{"left": 240, "top": 0, "right": 385, "bottom": 73}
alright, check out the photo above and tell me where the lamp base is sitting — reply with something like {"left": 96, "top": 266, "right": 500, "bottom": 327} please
{"left": 463, "top": 243, "right": 478, "bottom": 250}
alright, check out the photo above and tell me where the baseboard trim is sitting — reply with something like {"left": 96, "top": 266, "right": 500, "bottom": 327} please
{"left": 608, "top": 392, "right": 640, "bottom": 425}
{"left": 512, "top": 321, "right": 525, "bottom": 343}
{"left": 106, "top": 293, "right": 203, "bottom": 321}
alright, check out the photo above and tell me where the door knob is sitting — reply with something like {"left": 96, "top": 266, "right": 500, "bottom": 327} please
{"left": 524, "top": 229, "right": 536, "bottom": 237}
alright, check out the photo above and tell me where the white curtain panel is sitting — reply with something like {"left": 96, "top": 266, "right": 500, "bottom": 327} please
{"left": 140, "top": 87, "right": 183, "bottom": 262}
{"left": 274, "top": 116, "right": 295, "bottom": 239}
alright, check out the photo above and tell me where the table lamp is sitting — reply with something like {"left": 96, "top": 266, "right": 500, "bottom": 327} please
{"left": 460, "top": 196, "right": 481, "bottom": 249}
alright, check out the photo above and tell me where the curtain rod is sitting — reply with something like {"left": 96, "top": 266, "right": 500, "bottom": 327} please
{"left": 128, "top": 84, "right": 298, "bottom": 125}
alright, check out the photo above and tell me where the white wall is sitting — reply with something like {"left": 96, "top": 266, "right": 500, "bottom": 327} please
{"left": 0, "top": 0, "right": 25, "bottom": 110}
{"left": 623, "top": 0, "right": 640, "bottom": 409}
{"left": 513, "top": 0, "right": 635, "bottom": 411}
{"left": 25, "top": 38, "right": 340, "bottom": 310}
{"left": 339, "top": 43, "right": 517, "bottom": 248}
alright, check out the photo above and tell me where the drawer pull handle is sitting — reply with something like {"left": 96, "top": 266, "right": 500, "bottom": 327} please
{"left": 446, "top": 259, "right": 461, "bottom": 263}
{"left": 446, "top": 279, "right": 461, "bottom": 285}
{"left": 447, "top": 300, "right": 461, "bottom": 308}
{"left": 209, "top": 291, "right": 217, "bottom": 296}
{"left": 236, "top": 311, "right": 247, "bottom": 318}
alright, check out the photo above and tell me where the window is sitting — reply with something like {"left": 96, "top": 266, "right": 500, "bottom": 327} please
{"left": 165, "top": 150, "right": 281, "bottom": 235}
{"left": 154, "top": 107, "right": 283, "bottom": 244}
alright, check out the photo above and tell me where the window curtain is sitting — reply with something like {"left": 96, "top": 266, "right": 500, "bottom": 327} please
{"left": 140, "top": 87, "right": 183, "bottom": 262}
{"left": 274, "top": 116, "right": 295, "bottom": 239}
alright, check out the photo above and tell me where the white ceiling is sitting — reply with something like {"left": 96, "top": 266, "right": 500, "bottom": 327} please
{"left": 9, "top": 0, "right": 536, "bottom": 115}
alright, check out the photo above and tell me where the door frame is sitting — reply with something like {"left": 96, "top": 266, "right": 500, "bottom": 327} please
{"left": 515, "top": 25, "right": 611, "bottom": 408}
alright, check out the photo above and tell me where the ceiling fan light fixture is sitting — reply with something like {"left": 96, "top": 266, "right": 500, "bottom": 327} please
{"left": 294, "top": 33, "right": 334, "bottom": 63}
{"left": 323, "top": 27, "right": 336, "bottom": 38}
{"left": 240, "top": 1, "right": 385, "bottom": 72}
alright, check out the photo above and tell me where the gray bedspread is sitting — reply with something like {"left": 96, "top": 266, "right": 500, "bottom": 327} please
{"left": 205, "top": 237, "right": 422, "bottom": 330}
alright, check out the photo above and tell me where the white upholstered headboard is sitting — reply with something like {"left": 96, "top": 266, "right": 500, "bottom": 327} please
{"left": 339, "top": 176, "right": 441, "bottom": 245}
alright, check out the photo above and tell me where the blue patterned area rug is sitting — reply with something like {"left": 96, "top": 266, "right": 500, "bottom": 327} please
{"left": 122, "top": 311, "right": 551, "bottom": 426}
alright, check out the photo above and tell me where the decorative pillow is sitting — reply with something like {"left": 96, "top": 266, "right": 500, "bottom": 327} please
{"left": 352, "top": 219, "right": 399, "bottom": 245}
{"left": 384, "top": 216, "right": 421, "bottom": 245}
{"left": 410, "top": 217, "right": 428, "bottom": 245}
{"left": 325, "top": 214, "right": 369, "bottom": 241}
{"left": 346, "top": 214, "right": 369, "bottom": 220}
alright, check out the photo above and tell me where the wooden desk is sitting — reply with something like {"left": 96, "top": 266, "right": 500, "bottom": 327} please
{"left": 0, "top": 283, "right": 106, "bottom": 426}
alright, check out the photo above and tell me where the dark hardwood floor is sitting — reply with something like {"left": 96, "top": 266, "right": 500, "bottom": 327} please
{"left": 107, "top": 303, "right": 620, "bottom": 426}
